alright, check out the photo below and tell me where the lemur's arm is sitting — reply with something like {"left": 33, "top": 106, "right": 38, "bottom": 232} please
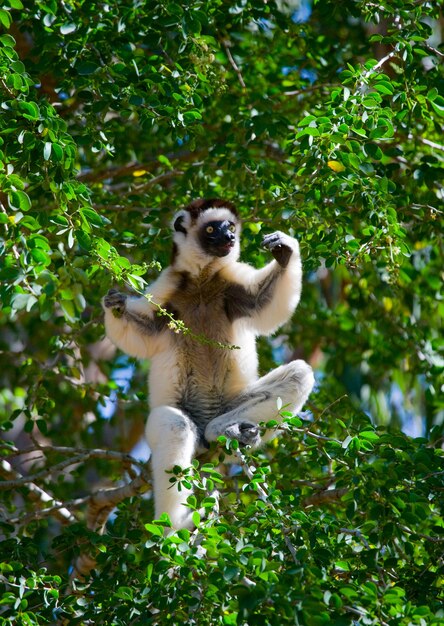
{"left": 223, "top": 232, "right": 302, "bottom": 335}
{"left": 102, "top": 268, "right": 175, "bottom": 358}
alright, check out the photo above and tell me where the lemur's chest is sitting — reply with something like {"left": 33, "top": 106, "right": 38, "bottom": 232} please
{"left": 167, "top": 271, "right": 230, "bottom": 337}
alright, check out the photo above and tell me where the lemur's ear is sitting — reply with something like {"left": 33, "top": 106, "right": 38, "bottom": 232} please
{"left": 172, "top": 211, "right": 188, "bottom": 235}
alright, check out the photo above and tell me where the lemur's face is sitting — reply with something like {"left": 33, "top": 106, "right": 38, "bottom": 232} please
{"left": 172, "top": 205, "right": 241, "bottom": 269}
{"left": 198, "top": 220, "right": 237, "bottom": 257}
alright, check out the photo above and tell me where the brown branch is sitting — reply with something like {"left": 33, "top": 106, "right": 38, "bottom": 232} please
{"left": 2, "top": 441, "right": 152, "bottom": 580}
{"left": 77, "top": 150, "right": 204, "bottom": 183}
{"left": 0, "top": 444, "right": 148, "bottom": 489}
{"left": 5, "top": 496, "right": 90, "bottom": 526}
{"left": 71, "top": 473, "right": 151, "bottom": 580}
{"left": 0, "top": 459, "right": 76, "bottom": 524}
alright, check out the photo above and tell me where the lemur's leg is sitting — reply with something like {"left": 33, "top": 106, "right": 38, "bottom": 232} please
{"left": 145, "top": 406, "right": 198, "bottom": 530}
{"left": 205, "top": 360, "right": 314, "bottom": 447}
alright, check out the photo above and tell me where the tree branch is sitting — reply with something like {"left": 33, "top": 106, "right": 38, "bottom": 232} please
{"left": 0, "top": 459, "right": 76, "bottom": 524}
{"left": 0, "top": 444, "right": 148, "bottom": 489}
{"left": 399, "top": 524, "right": 444, "bottom": 543}
{"left": 71, "top": 473, "right": 151, "bottom": 580}
{"left": 77, "top": 150, "right": 204, "bottom": 183}
{"left": 222, "top": 39, "right": 246, "bottom": 90}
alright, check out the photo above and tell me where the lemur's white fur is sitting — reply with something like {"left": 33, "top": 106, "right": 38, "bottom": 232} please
{"left": 103, "top": 203, "right": 314, "bottom": 530}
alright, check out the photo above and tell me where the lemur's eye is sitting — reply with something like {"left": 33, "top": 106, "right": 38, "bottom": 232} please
{"left": 206, "top": 225, "right": 214, "bottom": 234}
{"left": 228, "top": 223, "right": 236, "bottom": 232}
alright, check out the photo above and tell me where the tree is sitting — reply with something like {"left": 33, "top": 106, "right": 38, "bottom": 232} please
{"left": 0, "top": 0, "right": 443, "bottom": 624}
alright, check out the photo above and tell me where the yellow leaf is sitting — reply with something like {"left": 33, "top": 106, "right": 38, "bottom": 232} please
{"left": 382, "top": 297, "right": 393, "bottom": 312}
{"left": 327, "top": 160, "right": 346, "bottom": 173}
{"left": 132, "top": 169, "right": 147, "bottom": 177}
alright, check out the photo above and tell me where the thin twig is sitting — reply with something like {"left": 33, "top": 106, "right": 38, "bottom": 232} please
{"left": 416, "top": 136, "right": 444, "bottom": 152}
{"left": 222, "top": 39, "right": 246, "bottom": 90}
{"left": 425, "top": 44, "right": 444, "bottom": 58}
{"left": 362, "top": 50, "right": 398, "bottom": 79}
{"left": 399, "top": 525, "right": 444, "bottom": 543}
{"left": 339, "top": 527, "right": 370, "bottom": 549}
{"left": 285, "top": 426, "right": 342, "bottom": 444}
{"left": 284, "top": 82, "right": 332, "bottom": 97}
{"left": 5, "top": 496, "right": 90, "bottom": 525}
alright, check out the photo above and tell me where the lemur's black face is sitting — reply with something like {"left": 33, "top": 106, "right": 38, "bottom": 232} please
{"left": 198, "top": 220, "right": 236, "bottom": 257}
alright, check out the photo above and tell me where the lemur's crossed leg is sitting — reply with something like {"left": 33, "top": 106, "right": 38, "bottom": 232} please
{"left": 146, "top": 360, "right": 314, "bottom": 529}
{"left": 205, "top": 360, "right": 314, "bottom": 447}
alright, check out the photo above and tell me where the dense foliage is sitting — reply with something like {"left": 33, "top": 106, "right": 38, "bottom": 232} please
{"left": 0, "top": 0, "right": 443, "bottom": 624}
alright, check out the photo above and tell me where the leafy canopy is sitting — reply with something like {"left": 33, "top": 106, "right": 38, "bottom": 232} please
{"left": 0, "top": 0, "right": 443, "bottom": 624}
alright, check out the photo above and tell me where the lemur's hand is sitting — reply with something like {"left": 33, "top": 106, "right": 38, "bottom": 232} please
{"left": 103, "top": 289, "right": 127, "bottom": 318}
{"left": 262, "top": 231, "right": 298, "bottom": 268}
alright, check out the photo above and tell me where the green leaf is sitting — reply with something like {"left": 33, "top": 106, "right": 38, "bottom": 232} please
{"left": 360, "top": 430, "right": 379, "bottom": 441}
{"left": 29, "top": 234, "right": 51, "bottom": 250}
{"left": 0, "top": 34, "right": 15, "bottom": 47}
{"left": 30, "top": 248, "right": 51, "bottom": 266}
{"left": 80, "top": 207, "right": 103, "bottom": 227}
{"left": 374, "top": 81, "right": 394, "bottom": 95}
{"left": 60, "top": 299, "right": 77, "bottom": 322}
{"left": 76, "top": 61, "right": 99, "bottom": 75}
{"left": 144, "top": 523, "right": 164, "bottom": 537}
{"left": 430, "top": 95, "right": 444, "bottom": 117}
{"left": 12, "top": 293, "right": 36, "bottom": 311}
{"left": 52, "top": 143, "right": 64, "bottom": 162}
{"left": 0, "top": 10, "right": 12, "bottom": 29}
{"left": 75, "top": 229, "right": 92, "bottom": 250}
{"left": 296, "top": 127, "right": 320, "bottom": 139}
{"left": 350, "top": 126, "right": 367, "bottom": 138}
{"left": 8, "top": 190, "right": 31, "bottom": 211}
{"left": 364, "top": 143, "right": 383, "bottom": 160}
{"left": 427, "top": 88, "right": 438, "bottom": 102}
{"left": 158, "top": 154, "right": 172, "bottom": 168}
{"left": 18, "top": 101, "right": 40, "bottom": 121}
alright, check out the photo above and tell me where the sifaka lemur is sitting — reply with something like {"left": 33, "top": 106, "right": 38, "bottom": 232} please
{"left": 103, "top": 199, "right": 314, "bottom": 529}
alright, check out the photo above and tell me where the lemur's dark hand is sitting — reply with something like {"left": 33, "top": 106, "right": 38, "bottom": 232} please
{"left": 104, "top": 289, "right": 127, "bottom": 318}
{"left": 262, "top": 231, "right": 296, "bottom": 268}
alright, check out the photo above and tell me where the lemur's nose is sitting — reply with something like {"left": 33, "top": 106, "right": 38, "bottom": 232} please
{"left": 225, "top": 231, "right": 235, "bottom": 242}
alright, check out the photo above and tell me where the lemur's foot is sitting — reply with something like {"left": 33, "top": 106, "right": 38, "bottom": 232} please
{"left": 224, "top": 421, "right": 261, "bottom": 447}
